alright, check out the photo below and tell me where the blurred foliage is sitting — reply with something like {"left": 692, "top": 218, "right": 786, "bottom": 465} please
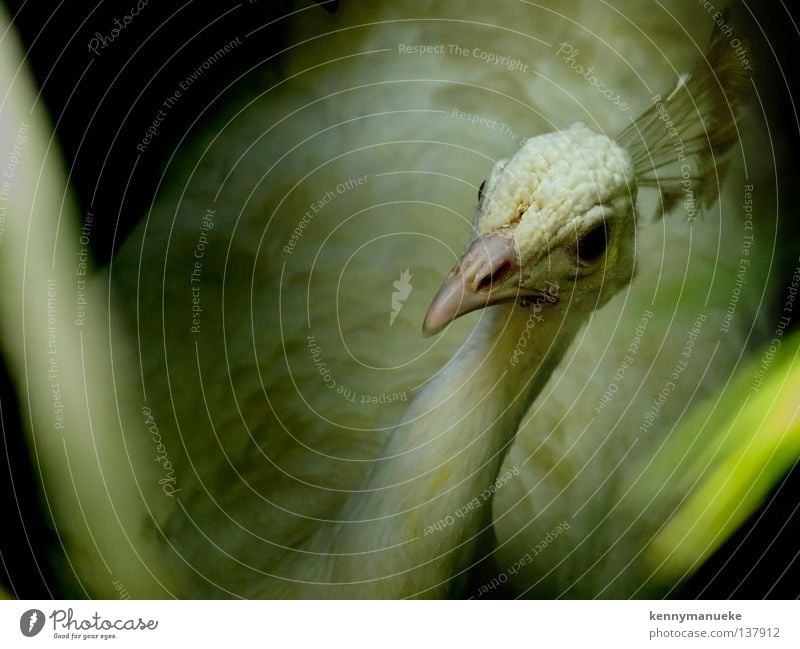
{"left": 649, "top": 327, "right": 800, "bottom": 582}
{"left": 0, "top": 5, "right": 171, "bottom": 598}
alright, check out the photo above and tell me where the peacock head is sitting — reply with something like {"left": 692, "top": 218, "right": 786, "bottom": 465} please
{"left": 422, "top": 122, "right": 637, "bottom": 336}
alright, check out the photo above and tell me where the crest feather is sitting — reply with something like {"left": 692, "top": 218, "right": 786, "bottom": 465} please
{"left": 616, "top": 9, "right": 751, "bottom": 219}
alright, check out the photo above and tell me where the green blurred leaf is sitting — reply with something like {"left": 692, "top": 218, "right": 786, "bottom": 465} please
{"left": 649, "top": 328, "right": 800, "bottom": 582}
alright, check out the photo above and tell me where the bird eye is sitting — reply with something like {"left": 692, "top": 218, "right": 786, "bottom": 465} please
{"left": 576, "top": 221, "right": 609, "bottom": 263}
{"left": 478, "top": 180, "right": 486, "bottom": 202}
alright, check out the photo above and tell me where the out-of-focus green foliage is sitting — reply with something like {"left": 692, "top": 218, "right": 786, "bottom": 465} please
{"left": 0, "top": 6, "right": 171, "bottom": 598}
{"left": 649, "top": 327, "right": 800, "bottom": 582}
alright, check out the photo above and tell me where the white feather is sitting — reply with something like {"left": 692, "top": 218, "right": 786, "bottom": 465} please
{"left": 105, "top": 0, "right": 779, "bottom": 598}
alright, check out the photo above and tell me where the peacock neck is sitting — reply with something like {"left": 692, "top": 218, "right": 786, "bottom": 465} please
{"left": 317, "top": 299, "right": 585, "bottom": 597}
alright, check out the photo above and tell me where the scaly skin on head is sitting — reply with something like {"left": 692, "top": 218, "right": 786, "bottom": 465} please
{"left": 424, "top": 122, "right": 637, "bottom": 335}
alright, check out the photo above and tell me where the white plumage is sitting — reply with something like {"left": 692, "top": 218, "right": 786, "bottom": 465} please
{"left": 102, "top": 0, "right": 779, "bottom": 598}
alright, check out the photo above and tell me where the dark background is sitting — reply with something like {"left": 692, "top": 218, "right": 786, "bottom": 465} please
{"left": 0, "top": 0, "right": 798, "bottom": 598}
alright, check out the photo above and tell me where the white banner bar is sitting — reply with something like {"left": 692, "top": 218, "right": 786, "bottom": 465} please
{"left": 1, "top": 600, "right": 797, "bottom": 647}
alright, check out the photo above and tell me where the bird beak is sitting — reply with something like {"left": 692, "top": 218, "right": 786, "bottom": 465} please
{"left": 422, "top": 232, "right": 521, "bottom": 336}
